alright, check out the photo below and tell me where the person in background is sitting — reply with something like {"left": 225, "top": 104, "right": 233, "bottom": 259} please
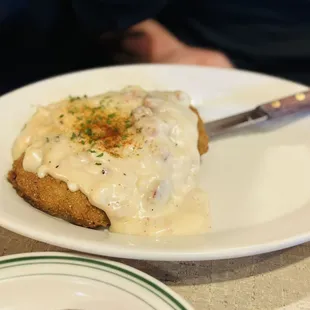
{"left": 1, "top": 0, "right": 310, "bottom": 95}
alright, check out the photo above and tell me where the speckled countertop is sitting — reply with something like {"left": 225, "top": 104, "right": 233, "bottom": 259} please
{"left": 1, "top": 226, "right": 310, "bottom": 310}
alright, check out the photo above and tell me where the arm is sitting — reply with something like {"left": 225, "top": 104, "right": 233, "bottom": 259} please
{"left": 121, "top": 19, "right": 233, "bottom": 68}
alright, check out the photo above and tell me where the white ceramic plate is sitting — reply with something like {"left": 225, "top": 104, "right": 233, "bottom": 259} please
{"left": 1, "top": 65, "right": 310, "bottom": 261}
{"left": 0, "top": 252, "right": 192, "bottom": 310}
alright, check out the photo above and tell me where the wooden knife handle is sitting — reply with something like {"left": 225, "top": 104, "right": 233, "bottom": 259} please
{"left": 256, "top": 89, "right": 310, "bottom": 118}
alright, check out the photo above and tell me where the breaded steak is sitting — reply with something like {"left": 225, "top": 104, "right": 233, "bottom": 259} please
{"left": 8, "top": 101, "right": 208, "bottom": 229}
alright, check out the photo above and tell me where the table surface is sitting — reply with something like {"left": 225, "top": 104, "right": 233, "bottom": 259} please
{"left": 1, "top": 227, "right": 310, "bottom": 310}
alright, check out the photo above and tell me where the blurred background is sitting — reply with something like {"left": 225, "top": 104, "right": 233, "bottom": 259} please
{"left": 1, "top": 0, "right": 310, "bottom": 95}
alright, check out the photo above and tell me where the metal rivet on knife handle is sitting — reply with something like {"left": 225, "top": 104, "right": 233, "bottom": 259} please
{"left": 295, "top": 93, "right": 306, "bottom": 101}
{"left": 271, "top": 101, "right": 281, "bottom": 108}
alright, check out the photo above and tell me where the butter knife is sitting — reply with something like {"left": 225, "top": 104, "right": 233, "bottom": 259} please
{"left": 204, "top": 89, "right": 310, "bottom": 138}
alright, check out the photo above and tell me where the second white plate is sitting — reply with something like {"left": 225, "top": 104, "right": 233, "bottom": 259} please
{"left": 0, "top": 252, "right": 192, "bottom": 310}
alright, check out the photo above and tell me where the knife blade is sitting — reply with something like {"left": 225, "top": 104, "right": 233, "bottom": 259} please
{"left": 204, "top": 89, "right": 310, "bottom": 138}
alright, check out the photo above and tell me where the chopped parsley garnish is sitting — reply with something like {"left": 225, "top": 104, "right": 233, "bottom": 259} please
{"left": 71, "top": 132, "right": 77, "bottom": 140}
{"left": 69, "top": 95, "right": 80, "bottom": 102}
{"left": 122, "top": 135, "right": 128, "bottom": 140}
{"left": 107, "top": 119, "right": 112, "bottom": 125}
{"left": 125, "top": 119, "right": 132, "bottom": 128}
{"left": 95, "top": 163, "right": 102, "bottom": 165}
{"left": 81, "top": 140, "right": 85, "bottom": 145}
{"left": 96, "top": 153, "right": 104, "bottom": 157}
{"left": 89, "top": 150, "right": 96, "bottom": 153}
{"left": 108, "top": 113, "right": 116, "bottom": 118}
{"left": 59, "top": 114, "right": 64, "bottom": 118}
{"left": 85, "top": 128, "right": 93, "bottom": 136}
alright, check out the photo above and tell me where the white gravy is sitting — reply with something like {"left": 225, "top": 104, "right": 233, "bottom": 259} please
{"left": 12, "top": 86, "right": 210, "bottom": 236}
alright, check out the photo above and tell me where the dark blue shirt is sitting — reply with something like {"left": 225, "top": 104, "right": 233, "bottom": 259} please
{"left": 1, "top": 0, "right": 310, "bottom": 94}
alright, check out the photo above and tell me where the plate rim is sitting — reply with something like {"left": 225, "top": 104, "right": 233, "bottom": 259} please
{"left": 0, "top": 251, "right": 193, "bottom": 310}
{"left": 1, "top": 63, "right": 307, "bottom": 100}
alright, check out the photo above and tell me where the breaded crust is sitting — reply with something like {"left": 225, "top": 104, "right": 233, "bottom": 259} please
{"left": 190, "top": 106, "right": 209, "bottom": 155}
{"left": 7, "top": 156, "right": 110, "bottom": 228}
{"left": 7, "top": 107, "right": 208, "bottom": 229}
